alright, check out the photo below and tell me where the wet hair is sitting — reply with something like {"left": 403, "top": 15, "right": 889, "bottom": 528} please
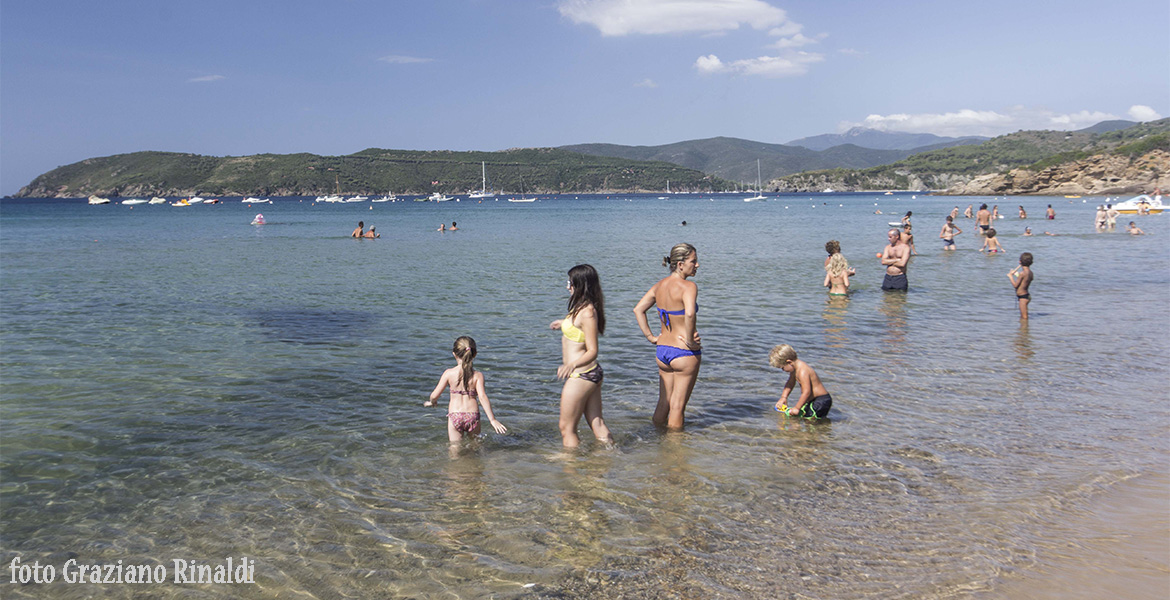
{"left": 826, "top": 252, "right": 850, "bottom": 277}
{"left": 768, "top": 344, "right": 797, "bottom": 367}
{"left": 825, "top": 240, "right": 840, "bottom": 255}
{"left": 904, "top": 211, "right": 912, "bottom": 217}
{"left": 663, "top": 242, "right": 697, "bottom": 271}
{"left": 946, "top": 216, "right": 954, "bottom": 222}
{"left": 452, "top": 222, "right": 457, "bottom": 227}
{"left": 1020, "top": 252, "right": 1033, "bottom": 266}
{"left": 980, "top": 203, "right": 988, "bottom": 210}
{"left": 358, "top": 221, "right": 364, "bottom": 228}
{"left": 567, "top": 264, "right": 606, "bottom": 335}
{"left": 452, "top": 336, "right": 477, "bottom": 394}
{"left": 903, "top": 223, "right": 913, "bottom": 232}
{"left": 987, "top": 228, "right": 997, "bottom": 238}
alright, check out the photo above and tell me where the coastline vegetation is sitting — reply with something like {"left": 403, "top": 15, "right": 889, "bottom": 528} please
{"left": 15, "top": 148, "right": 730, "bottom": 198}
{"left": 774, "top": 118, "right": 1170, "bottom": 191}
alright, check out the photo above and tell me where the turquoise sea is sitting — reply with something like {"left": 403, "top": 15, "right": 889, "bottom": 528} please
{"left": 2, "top": 194, "right": 1168, "bottom": 598}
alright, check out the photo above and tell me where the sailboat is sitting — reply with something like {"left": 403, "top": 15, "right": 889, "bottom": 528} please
{"left": 469, "top": 162, "right": 496, "bottom": 199}
{"left": 744, "top": 160, "right": 767, "bottom": 202}
{"left": 508, "top": 176, "right": 535, "bottom": 203}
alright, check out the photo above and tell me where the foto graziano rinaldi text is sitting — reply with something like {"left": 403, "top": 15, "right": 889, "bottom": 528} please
{"left": 9, "top": 556, "right": 255, "bottom": 584}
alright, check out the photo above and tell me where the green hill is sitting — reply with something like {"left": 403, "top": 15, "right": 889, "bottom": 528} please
{"left": 772, "top": 118, "right": 1170, "bottom": 192}
{"left": 560, "top": 136, "right": 918, "bottom": 183}
{"left": 15, "top": 148, "right": 730, "bottom": 198}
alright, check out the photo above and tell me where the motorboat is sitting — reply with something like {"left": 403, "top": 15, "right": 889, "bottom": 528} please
{"left": 204, "top": 198, "right": 221, "bottom": 204}
{"left": 346, "top": 195, "right": 368, "bottom": 202}
{"left": 171, "top": 199, "right": 192, "bottom": 207}
{"left": 429, "top": 192, "right": 452, "bottom": 202}
{"left": 88, "top": 195, "right": 111, "bottom": 205}
{"left": 121, "top": 198, "right": 147, "bottom": 205}
{"left": 149, "top": 197, "right": 167, "bottom": 204}
{"left": 372, "top": 190, "right": 396, "bottom": 203}
{"left": 188, "top": 196, "right": 205, "bottom": 204}
{"left": 243, "top": 197, "right": 269, "bottom": 204}
{"left": 1113, "top": 194, "right": 1165, "bottom": 214}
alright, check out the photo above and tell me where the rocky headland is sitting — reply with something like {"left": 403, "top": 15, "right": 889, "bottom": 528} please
{"left": 942, "top": 149, "right": 1169, "bottom": 196}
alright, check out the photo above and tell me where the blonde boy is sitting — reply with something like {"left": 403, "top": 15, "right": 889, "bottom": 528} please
{"left": 769, "top": 344, "right": 833, "bottom": 419}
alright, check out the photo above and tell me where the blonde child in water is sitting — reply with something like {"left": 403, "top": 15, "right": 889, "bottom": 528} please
{"left": 425, "top": 336, "right": 506, "bottom": 442}
{"left": 824, "top": 252, "right": 854, "bottom": 295}
{"left": 770, "top": 344, "right": 833, "bottom": 419}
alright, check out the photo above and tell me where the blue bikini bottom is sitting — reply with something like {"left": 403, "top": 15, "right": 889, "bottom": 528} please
{"left": 656, "top": 345, "right": 700, "bottom": 365}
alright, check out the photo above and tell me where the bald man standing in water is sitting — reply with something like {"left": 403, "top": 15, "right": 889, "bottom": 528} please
{"left": 879, "top": 228, "right": 910, "bottom": 291}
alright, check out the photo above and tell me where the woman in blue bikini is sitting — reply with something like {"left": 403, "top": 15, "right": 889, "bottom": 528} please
{"left": 549, "top": 264, "right": 613, "bottom": 448}
{"left": 634, "top": 243, "right": 702, "bottom": 430}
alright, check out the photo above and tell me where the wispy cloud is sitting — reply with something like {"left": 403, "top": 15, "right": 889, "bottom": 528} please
{"left": 634, "top": 78, "right": 659, "bottom": 88}
{"left": 838, "top": 48, "right": 866, "bottom": 57}
{"left": 694, "top": 51, "right": 823, "bottom": 78}
{"left": 1128, "top": 104, "right": 1163, "bottom": 121}
{"left": 378, "top": 55, "right": 435, "bottom": 64}
{"left": 188, "top": 75, "right": 225, "bottom": 83}
{"left": 558, "top": 0, "right": 787, "bottom": 36}
{"left": 839, "top": 106, "right": 1152, "bottom": 138}
{"left": 769, "top": 32, "right": 824, "bottom": 49}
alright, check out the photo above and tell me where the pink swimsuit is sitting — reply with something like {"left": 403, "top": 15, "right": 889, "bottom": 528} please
{"left": 448, "top": 389, "right": 480, "bottom": 433}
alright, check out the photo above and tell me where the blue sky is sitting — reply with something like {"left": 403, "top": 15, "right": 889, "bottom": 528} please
{"left": 2, "top": 0, "right": 1167, "bottom": 195}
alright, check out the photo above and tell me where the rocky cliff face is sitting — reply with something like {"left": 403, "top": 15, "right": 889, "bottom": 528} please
{"left": 944, "top": 150, "right": 1169, "bottom": 196}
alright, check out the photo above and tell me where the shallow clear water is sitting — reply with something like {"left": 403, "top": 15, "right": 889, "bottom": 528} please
{"left": 2, "top": 195, "right": 1167, "bottom": 598}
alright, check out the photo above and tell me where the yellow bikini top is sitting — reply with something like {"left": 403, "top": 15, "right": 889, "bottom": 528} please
{"left": 561, "top": 315, "right": 586, "bottom": 343}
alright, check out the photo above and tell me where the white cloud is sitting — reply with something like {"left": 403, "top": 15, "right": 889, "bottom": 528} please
{"left": 558, "top": 0, "right": 788, "bottom": 36}
{"left": 188, "top": 75, "right": 225, "bottom": 83}
{"left": 1047, "top": 110, "right": 1116, "bottom": 127}
{"left": 840, "top": 106, "right": 1147, "bottom": 138}
{"left": 694, "top": 51, "right": 823, "bottom": 77}
{"left": 378, "top": 55, "right": 434, "bottom": 64}
{"left": 1128, "top": 104, "right": 1163, "bottom": 121}
{"left": 769, "top": 32, "right": 824, "bottom": 49}
{"left": 694, "top": 54, "right": 725, "bottom": 74}
{"left": 838, "top": 48, "right": 866, "bottom": 56}
{"left": 634, "top": 78, "right": 659, "bottom": 88}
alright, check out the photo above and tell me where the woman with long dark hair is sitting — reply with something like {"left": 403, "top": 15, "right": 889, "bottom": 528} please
{"left": 549, "top": 264, "right": 612, "bottom": 448}
{"left": 634, "top": 243, "right": 701, "bottom": 430}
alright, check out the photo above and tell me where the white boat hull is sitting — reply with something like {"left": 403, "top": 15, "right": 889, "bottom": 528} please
{"left": 1113, "top": 194, "right": 1165, "bottom": 214}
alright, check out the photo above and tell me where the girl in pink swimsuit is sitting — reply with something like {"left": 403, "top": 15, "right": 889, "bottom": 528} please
{"left": 425, "top": 336, "right": 507, "bottom": 443}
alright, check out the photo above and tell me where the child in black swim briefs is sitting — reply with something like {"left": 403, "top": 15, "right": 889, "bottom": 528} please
{"left": 769, "top": 344, "right": 833, "bottom": 419}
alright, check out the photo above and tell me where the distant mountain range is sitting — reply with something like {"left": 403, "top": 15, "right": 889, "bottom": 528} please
{"left": 559, "top": 132, "right": 986, "bottom": 183}
{"left": 787, "top": 127, "right": 988, "bottom": 151}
